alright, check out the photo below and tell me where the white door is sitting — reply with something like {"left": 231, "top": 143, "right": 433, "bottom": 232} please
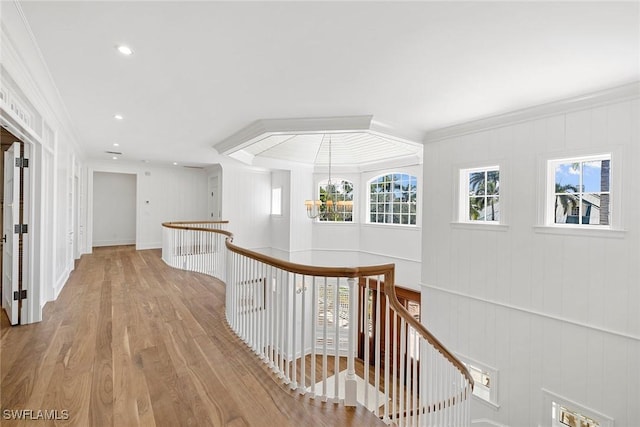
{"left": 2, "top": 142, "right": 20, "bottom": 325}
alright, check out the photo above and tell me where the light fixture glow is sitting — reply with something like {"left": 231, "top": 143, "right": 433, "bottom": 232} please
{"left": 113, "top": 143, "right": 120, "bottom": 147}
{"left": 304, "top": 135, "right": 353, "bottom": 220}
{"left": 114, "top": 114, "right": 124, "bottom": 120}
{"left": 112, "top": 156, "right": 118, "bottom": 160}
{"left": 117, "top": 45, "right": 133, "bottom": 56}
{"left": 173, "top": 162, "right": 178, "bottom": 166}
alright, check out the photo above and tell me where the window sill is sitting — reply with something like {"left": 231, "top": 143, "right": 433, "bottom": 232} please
{"left": 362, "top": 223, "right": 421, "bottom": 230}
{"left": 472, "top": 395, "right": 500, "bottom": 411}
{"left": 450, "top": 222, "right": 509, "bottom": 232}
{"left": 313, "top": 221, "right": 357, "bottom": 226}
{"left": 533, "top": 225, "right": 626, "bottom": 238}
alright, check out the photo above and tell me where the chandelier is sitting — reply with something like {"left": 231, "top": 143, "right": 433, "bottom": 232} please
{"left": 305, "top": 135, "right": 353, "bottom": 220}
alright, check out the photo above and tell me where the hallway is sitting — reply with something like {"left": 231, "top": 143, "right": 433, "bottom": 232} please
{"left": 0, "top": 246, "right": 383, "bottom": 426}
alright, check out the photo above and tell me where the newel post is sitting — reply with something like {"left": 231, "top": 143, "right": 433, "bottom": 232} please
{"left": 345, "top": 277, "right": 358, "bottom": 407}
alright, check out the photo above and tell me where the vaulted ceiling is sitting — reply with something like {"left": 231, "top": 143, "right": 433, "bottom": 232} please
{"left": 17, "top": 1, "right": 640, "bottom": 167}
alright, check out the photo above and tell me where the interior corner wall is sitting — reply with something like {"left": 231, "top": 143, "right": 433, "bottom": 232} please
{"left": 92, "top": 172, "right": 136, "bottom": 247}
{"left": 421, "top": 97, "right": 640, "bottom": 427}
{"left": 87, "top": 160, "right": 208, "bottom": 250}
{"left": 220, "top": 165, "right": 271, "bottom": 250}
{"left": 288, "top": 167, "right": 313, "bottom": 253}
{"left": 270, "top": 169, "right": 291, "bottom": 252}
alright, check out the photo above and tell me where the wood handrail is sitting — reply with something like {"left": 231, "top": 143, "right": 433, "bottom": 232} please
{"left": 162, "top": 221, "right": 394, "bottom": 278}
{"left": 382, "top": 269, "right": 475, "bottom": 394}
{"left": 162, "top": 220, "right": 229, "bottom": 229}
{"left": 162, "top": 220, "right": 474, "bottom": 397}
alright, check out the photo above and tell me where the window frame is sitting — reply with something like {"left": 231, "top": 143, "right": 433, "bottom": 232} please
{"left": 542, "top": 389, "right": 613, "bottom": 427}
{"left": 366, "top": 172, "right": 418, "bottom": 227}
{"left": 546, "top": 153, "right": 612, "bottom": 229}
{"left": 271, "top": 187, "right": 282, "bottom": 216}
{"left": 459, "top": 165, "right": 501, "bottom": 224}
{"left": 456, "top": 354, "right": 499, "bottom": 409}
{"left": 316, "top": 178, "right": 355, "bottom": 223}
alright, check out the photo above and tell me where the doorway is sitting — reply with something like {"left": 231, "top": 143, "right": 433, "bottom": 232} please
{"left": 357, "top": 279, "right": 421, "bottom": 376}
{"left": 0, "top": 127, "right": 28, "bottom": 325}
{"left": 92, "top": 172, "right": 136, "bottom": 247}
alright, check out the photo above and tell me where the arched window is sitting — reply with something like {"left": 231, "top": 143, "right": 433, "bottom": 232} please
{"left": 318, "top": 179, "right": 354, "bottom": 222}
{"left": 368, "top": 173, "right": 417, "bottom": 225}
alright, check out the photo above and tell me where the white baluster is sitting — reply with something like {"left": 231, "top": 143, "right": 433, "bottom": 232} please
{"left": 311, "top": 276, "right": 317, "bottom": 398}
{"left": 344, "top": 277, "right": 357, "bottom": 407}
{"left": 300, "top": 275, "right": 306, "bottom": 394}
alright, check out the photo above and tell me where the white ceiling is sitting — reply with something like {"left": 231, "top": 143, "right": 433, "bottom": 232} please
{"left": 240, "top": 132, "right": 422, "bottom": 166}
{"left": 17, "top": 1, "right": 640, "bottom": 167}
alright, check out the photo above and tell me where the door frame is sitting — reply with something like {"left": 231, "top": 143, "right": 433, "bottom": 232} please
{"left": 0, "top": 116, "right": 37, "bottom": 324}
{"left": 357, "top": 278, "right": 421, "bottom": 371}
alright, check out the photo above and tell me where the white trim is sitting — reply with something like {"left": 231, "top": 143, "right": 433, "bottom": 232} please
{"left": 314, "top": 177, "right": 355, "bottom": 223}
{"left": 215, "top": 115, "right": 422, "bottom": 155}
{"left": 540, "top": 148, "right": 622, "bottom": 230}
{"left": 366, "top": 171, "right": 419, "bottom": 227}
{"left": 532, "top": 225, "right": 626, "bottom": 238}
{"left": 92, "top": 239, "right": 136, "bottom": 247}
{"left": 456, "top": 353, "right": 500, "bottom": 409}
{"left": 541, "top": 388, "right": 614, "bottom": 427}
{"left": 136, "top": 242, "right": 161, "bottom": 250}
{"left": 471, "top": 418, "right": 509, "bottom": 427}
{"left": 458, "top": 165, "right": 501, "bottom": 224}
{"left": 54, "top": 269, "right": 70, "bottom": 299}
{"left": 422, "top": 283, "right": 640, "bottom": 342}
{"left": 424, "top": 82, "right": 640, "bottom": 143}
{"left": 450, "top": 222, "right": 509, "bottom": 232}
{"left": 11, "top": 1, "right": 85, "bottom": 157}
{"left": 271, "top": 187, "right": 282, "bottom": 216}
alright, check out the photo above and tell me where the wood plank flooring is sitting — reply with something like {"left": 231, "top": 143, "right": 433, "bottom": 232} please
{"left": 1, "top": 246, "right": 384, "bottom": 426}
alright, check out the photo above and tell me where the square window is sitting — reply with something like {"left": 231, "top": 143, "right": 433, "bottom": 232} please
{"left": 317, "top": 179, "right": 354, "bottom": 222}
{"left": 367, "top": 173, "right": 418, "bottom": 226}
{"left": 460, "top": 166, "right": 500, "bottom": 223}
{"left": 549, "top": 155, "right": 610, "bottom": 227}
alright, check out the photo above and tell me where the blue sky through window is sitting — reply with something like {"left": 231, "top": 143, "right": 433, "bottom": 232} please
{"left": 555, "top": 161, "right": 606, "bottom": 192}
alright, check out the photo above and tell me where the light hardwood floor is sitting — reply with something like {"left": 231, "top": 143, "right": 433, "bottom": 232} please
{"left": 0, "top": 246, "right": 384, "bottom": 426}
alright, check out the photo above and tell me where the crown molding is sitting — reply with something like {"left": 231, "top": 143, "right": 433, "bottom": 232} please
{"left": 214, "top": 115, "right": 424, "bottom": 156}
{"left": 214, "top": 115, "right": 375, "bottom": 155}
{"left": 423, "top": 81, "right": 640, "bottom": 143}
{"left": 1, "top": 1, "right": 85, "bottom": 157}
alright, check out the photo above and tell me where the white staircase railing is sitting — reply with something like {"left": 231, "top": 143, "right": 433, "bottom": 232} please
{"left": 162, "top": 221, "right": 473, "bottom": 426}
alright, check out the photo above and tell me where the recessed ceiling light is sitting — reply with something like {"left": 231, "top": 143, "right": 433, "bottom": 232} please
{"left": 114, "top": 114, "right": 124, "bottom": 120}
{"left": 116, "top": 45, "right": 133, "bottom": 56}
{"left": 173, "top": 162, "right": 178, "bottom": 166}
{"left": 113, "top": 142, "right": 120, "bottom": 147}
{"left": 112, "top": 156, "right": 118, "bottom": 160}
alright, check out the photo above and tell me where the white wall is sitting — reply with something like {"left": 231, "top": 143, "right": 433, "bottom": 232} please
{"left": 88, "top": 160, "right": 208, "bottom": 250}
{"left": 270, "top": 169, "right": 292, "bottom": 252}
{"left": 1, "top": 1, "right": 86, "bottom": 320}
{"left": 220, "top": 164, "right": 271, "bottom": 250}
{"left": 421, "top": 90, "right": 640, "bottom": 427}
{"left": 308, "top": 165, "right": 423, "bottom": 290}
{"left": 92, "top": 172, "right": 136, "bottom": 247}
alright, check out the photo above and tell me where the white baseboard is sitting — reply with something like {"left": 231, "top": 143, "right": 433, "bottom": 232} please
{"left": 93, "top": 239, "right": 136, "bottom": 247}
{"left": 54, "top": 269, "right": 70, "bottom": 300}
{"left": 136, "top": 242, "right": 161, "bottom": 250}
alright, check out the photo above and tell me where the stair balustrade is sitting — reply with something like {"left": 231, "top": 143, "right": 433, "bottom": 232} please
{"left": 162, "top": 221, "right": 473, "bottom": 426}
